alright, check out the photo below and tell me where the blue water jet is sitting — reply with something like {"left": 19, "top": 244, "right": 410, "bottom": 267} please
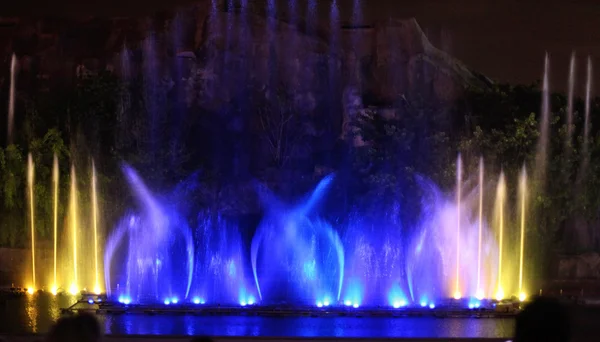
{"left": 104, "top": 165, "right": 194, "bottom": 303}
{"left": 251, "top": 175, "right": 344, "bottom": 304}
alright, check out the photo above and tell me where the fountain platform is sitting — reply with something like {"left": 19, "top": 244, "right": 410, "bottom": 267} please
{"left": 61, "top": 296, "right": 522, "bottom": 318}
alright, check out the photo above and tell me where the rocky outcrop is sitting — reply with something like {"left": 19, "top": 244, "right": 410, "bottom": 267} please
{"left": 1, "top": 3, "right": 491, "bottom": 106}
{"left": 558, "top": 253, "right": 600, "bottom": 279}
{"left": 367, "top": 18, "right": 490, "bottom": 104}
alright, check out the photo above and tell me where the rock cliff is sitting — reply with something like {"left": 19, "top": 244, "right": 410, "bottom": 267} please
{"left": 1, "top": 3, "right": 492, "bottom": 111}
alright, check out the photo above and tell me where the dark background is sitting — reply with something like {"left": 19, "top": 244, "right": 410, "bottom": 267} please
{"left": 3, "top": 0, "right": 600, "bottom": 95}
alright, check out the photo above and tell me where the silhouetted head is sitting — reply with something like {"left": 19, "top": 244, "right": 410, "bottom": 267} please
{"left": 190, "top": 338, "right": 213, "bottom": 342}
{"left": 46, "top": 313, "right": 101, "bottom": 342}
{"left": 514, "top": 296, "right": 570, "bottom": 342}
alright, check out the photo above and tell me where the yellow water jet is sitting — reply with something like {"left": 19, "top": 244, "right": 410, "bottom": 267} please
{"left": 70, "top": 165, "right": 79, "bottom": 293}
{"left": 52, "top": 154, "right": 59, "bottom": 294}
{"left": 518, "top": 166, "right": 527, "bottom": 300}
{"left": 92, "top": 161, "right": 101, "bottom": 294}
{"left": 495, "top": 287, "right": 504, "bottom": 301}
{"left": 27, "top": 153, "right": 36, "bottom": 292}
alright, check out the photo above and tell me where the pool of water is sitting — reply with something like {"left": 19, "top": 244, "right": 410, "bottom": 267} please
{"left": 0, "top": 294, "right": 516, "bottom": 338}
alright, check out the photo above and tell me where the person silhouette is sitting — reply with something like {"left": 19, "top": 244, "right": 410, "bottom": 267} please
{"left": 190, "top": 338, "right": 213, "bottom": 342}
{"left": 45, "top": 313, "right": 102, "bottom": 342}
{"left": 514, "top": 296, "right": 570, "bottom": 342}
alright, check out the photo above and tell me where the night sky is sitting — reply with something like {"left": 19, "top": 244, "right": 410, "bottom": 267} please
{"left": 4, "top": 0, "right": 600, "bottom": 95}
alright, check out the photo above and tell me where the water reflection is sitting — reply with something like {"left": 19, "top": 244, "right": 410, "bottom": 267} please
{"left": 2, "top": 295, "right": 515, "bottom": 338}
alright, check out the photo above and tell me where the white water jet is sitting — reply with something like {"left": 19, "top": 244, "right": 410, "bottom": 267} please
{"left": 535, "top": 53, "right": 550, "bottom": 188}
{"left": 567, "top": 52, "right": 576, "bottom": 142}
{"left": 7, "top": 54, "right": 16, "bottom": 144}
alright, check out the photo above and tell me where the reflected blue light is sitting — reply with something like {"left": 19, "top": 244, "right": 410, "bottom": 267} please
{"left": 171, "top": 297, "right": 179, "bottom": 304}
{"left": 420, "top": 301, "right": 427, "bottom": 307}
{"left": 240, "top": 301, "right": 247, "bottom": 306}
{"left": 316, "top": 301, "right": 323, "bottom": 308}
{"left": 164, "top": 299, "right": 171, "bottom": 305}
{"left": 248, "top": 296, "right": 255, "bottom": 305}
{"left": 429, "top": 303, "right": 435, "bottom": 309}
{"left": 353, "top": 303, "right": 359, "bottom": 308}
{"left": 192, "top": 297, "right": 201, "bottom": 304}
{"left": 468, "top": 303, "right": 474, "bottom": 309}
{"left": 344, "top": 300, "right": 352, "bottom": 306}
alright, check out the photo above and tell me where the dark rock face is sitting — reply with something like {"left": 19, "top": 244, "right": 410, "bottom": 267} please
{"left": 558, "top": 253, "right": 600, "bottom": 279}
{"left": 1, "top": 4, "right": 491, "bottom": 108}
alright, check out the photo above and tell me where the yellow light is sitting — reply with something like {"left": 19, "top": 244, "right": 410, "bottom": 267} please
{"left": 519, "top": 292, "right": 527, "bottom": 302}
{"left": 92, "top": 162, "right": 100, "bottom": 296}
{"left": 69, "top": 284, "right": 79, "bottom": 295}
{"left": 50, "top": 285, "right": 57, "bottom": 295}
{"left": 27, "top": 287, "right": 34, "bottom": 295}
{"left": 93, "top": 285, "right": 101, "bottom": 295}
{"left": 495, "top": 288, "right": 504, "bottom": 301}
{"left": 453, "top": 291, "right": 461, "bottom": 300}
{"left": 475, "top": 289, "right": 484, "bottom": 301}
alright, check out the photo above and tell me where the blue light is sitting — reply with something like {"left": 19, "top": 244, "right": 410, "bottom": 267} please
{"left": 171, "top": 297, "right": 178, "bottom": 304}
{"left": 429, "top": 303, "right": 435, "bottom": 309}
{"left": 123, "top": 298, "right": 131, "bottom": 305}
{"left": 420, "top": 301, "right": 427, "bottom": 307}
{"left": 352, "top": 303, "right": 359, "bottom": 308}
{"left": 164, "top": 299, "right": 171, "bottom": 305}
{"left": 118, "top": 296, "right": 124, "bottom": 303}
{"left": 475, "top": 302, "right": 481, "bottom": 308}
{"left": 317, "top": 301, "right": 323, "bottom": 308}
{"left": 88, "top": 299, "right": 94, "bottom": 304}
{"left": 192, "top": 297, "right": 201, "bottom": 305}
{"left": 468, "top": 303, "right": 474, "bottom": 309}
{"left": 344, "top": 300, "right": 352, "bottom": 306}
{"left": 248, "top": 296, "right": 255, "bottom": 305}
{"left": 240, "top": 301, "right": 247, "bottom": 307}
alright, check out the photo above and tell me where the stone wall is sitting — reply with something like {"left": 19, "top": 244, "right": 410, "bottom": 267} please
{"left": 558, "top": 252, "right": 600, "bottom": 279}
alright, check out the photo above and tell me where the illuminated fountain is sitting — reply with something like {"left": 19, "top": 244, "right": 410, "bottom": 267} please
{"left": 251, "top": 175, "right": 345, "bottom": 305}
{"left": 69, "top": 165, "right": 79, "bottom": 295}
{"left": 191, "top": 212, "right": 255, "bottom": 305}
{"left": 518, "top": 166, "right": 527, "bottom": 301}
{"left": 104, "top": 165, "right": 194, "bottom": 304}
{"left": 476, "top": 157, "right": 484, "bottom": 300}
{"left": 91, "top": 161, "right": 102, "bottom": 295}
{"left": 406, "top": 173, "right": 499, "bottom": 306}
{"left": 16, "top": 2, "right": 550, "bottom": 312}
{"left": 27, "top": 153, "right": 36, "bottom": 294}
{"left": 454, "top": 154, "right": 462, "bottom": 300}
{"left": 494, "top": 172, "right": 506, "bottom": 301}
{"left": 342, "top": 201, "right": 405, "bottom": 307}
{"left": 52, "top": 155, "right": 58, "bottom": 295}
{"left": 7, "top": 54, "right": 16, "bottom": 145}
